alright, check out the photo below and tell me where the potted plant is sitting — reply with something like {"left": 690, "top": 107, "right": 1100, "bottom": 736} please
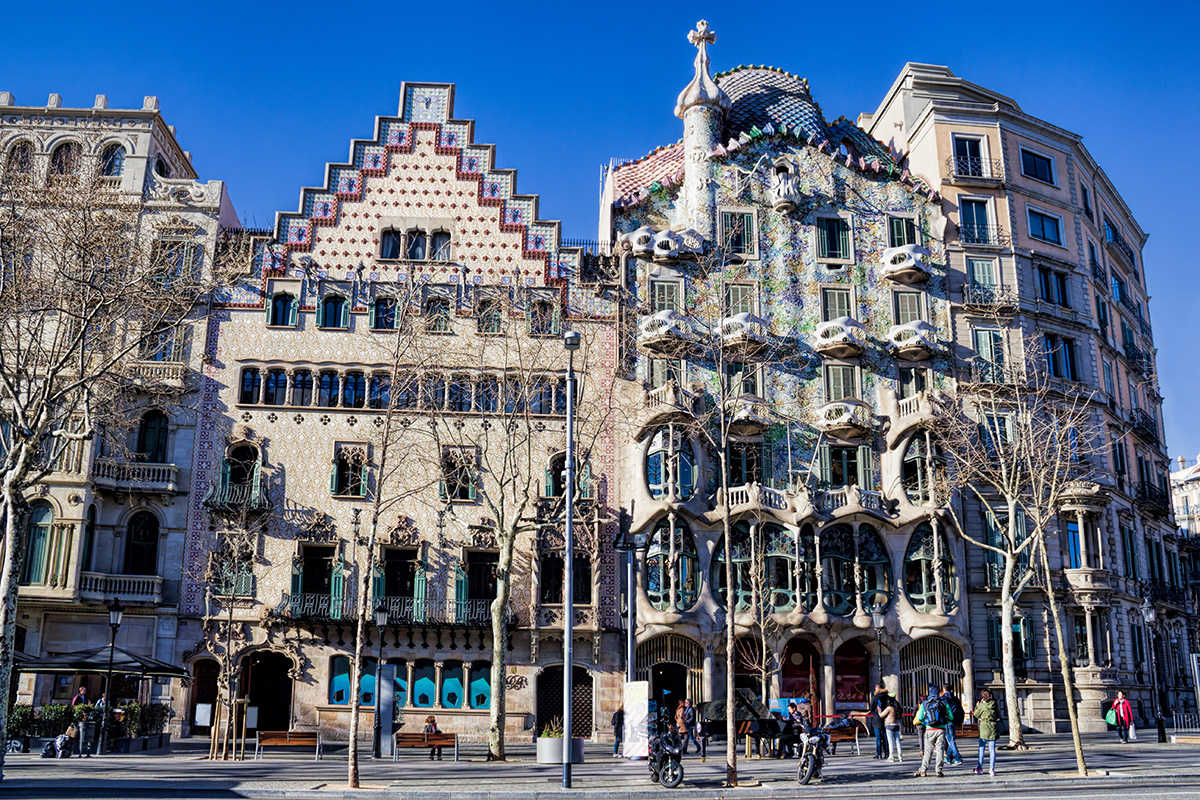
{"left": 7, "top": 704, "right": 32, "bottom": 752}
{"left": 535, "top": 716, "right": 585, "bottom": 764}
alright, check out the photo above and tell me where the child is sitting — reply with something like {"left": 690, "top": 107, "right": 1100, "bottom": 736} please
{"left": 424, "top": 715, "right": 442, "bottom": 761}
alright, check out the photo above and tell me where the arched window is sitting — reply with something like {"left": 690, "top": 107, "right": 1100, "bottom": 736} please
{"left": 711, "top": 522, "right": 753, "bottom": 611}
{"left": 317, "top": 371, "right": 339, "bottom": 407}
{"left": 470, "top": 661, "right": 492, "bottom": 709}
{"left": 238, "top": 367, "right": 261, "bottom": 405}
{"left": 49, "top": 142, "right": 82, "bottom": 177}
{"left": 136, "top": 410, "right": 169, "bottom": 463}
{"left": 406, "top": 231, "right": 427, "bottom": 261}
{"left": 430, "top": 231, "right": 451, "bottom": 260}
{"left": 328, "top": 655, "right": 378, "bottom": 705}
{"left": 645, "top": 425, "right": 696, "bottom": 501}
{"left": 380, "top": 230, "right": 402, "bottom": 260}
{"left": 124, "top": 511, "right": 159, "bottom": 575}
{"left": 319, "top": 295, "right": 348, "bottom": 329}
{"left": 263, "top": 369, "right": 287, "bottom": 405}
{"left": 100, "top": 144, "right": 126, "bottom": 177}
{"left": 292, "top": 370, "right": 314, "bottom": 406}
{"left": 412, "top": 660, "right": 435, "bottom": 707}
{"left": 476, "top": 298, "right": 501, "bottom": 334}
{"left": 539, "top": 550, "right": 591, "bottom": 604}
{"left": 227, "top": 444, "right": 259, "bottom": 488}
{"left": 820, "top": 524, "right": 892, "bottom": 615}
{"left": 154, "top": 155, "right": 171, "bottom": 178}
{"left": 644, "top": 518, "right": 699, "bottom": 611}
{"left": 342, "top": 371, "right": 366, "bottom": 408}
{"left": 20, "top": 502, "right": 53, "bottom": 585}
{"left": 441, "top": 660, "right": 464, "bottom": 708}
{"left": 269, "top": 293, "right": 295, "bottom": 326}
{"left": 904, "top": 523, "right": 957, "bottom": 613}
{"left": 6, "top": 140, "right": 33, "bottom": 174}
{"left": 902, "top": 434, "right": 942, "bottom": 505}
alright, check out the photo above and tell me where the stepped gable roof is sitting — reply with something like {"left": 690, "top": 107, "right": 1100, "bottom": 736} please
{"left": 716, "top": 66, "right": 830, "bottom": 142}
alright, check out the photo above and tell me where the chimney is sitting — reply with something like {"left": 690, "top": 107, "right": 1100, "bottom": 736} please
{"left": 1180, "top": 456, "right": 1188, "bottom": 472}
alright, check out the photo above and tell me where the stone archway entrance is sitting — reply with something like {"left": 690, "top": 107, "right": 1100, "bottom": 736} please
{"left": 780, "top": 637, "right": 821, "bottom": 717}
{"left": 635, "top": 634, "right": 704, "bottom": 718}
{"left": 536, "top": 665, "right": 594, "bottom": 738}
{"left": 189, "top": 659, "right": 219, "bottom": 735}
{"left": 239, "top": 651, "right": 294, "bottom": 734}
{"left": 899, "top": 636, "right": 964, "bottom": 722}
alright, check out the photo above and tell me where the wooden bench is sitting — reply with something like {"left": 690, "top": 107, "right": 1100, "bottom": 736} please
{"left": 826, "top": 723, "right": 863, "bottom": 755}
{"left": 393, "top": 731, "right": 458, "bottom": 762}
{"left": 254, "top": 730, "right": 323, "bottom": 761}
{"left": 957, "top": 723, "right": 980, "bottom": 739}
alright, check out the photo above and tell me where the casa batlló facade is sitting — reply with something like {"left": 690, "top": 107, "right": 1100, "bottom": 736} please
{"left": 5, "top": 22, "right": 1194, "bottom": 741}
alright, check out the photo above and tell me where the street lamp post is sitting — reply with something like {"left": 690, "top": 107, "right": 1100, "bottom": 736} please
{"left": 1141, "top": 598, "right": 1169, "bottom": 743}
{"left": 373, "top": 603, "right": 387, "bottom": 759}
{"left": 612, "top": 517, "right": 638, "bottom": 685}
{"left": 562, "top": 330, "right": 581, "bottom": 789}
{"left": 99, "top": 597, "right": 124, "bottom": 756}
{"left": 870, "top": 610, "right": 886, "bottom": 688}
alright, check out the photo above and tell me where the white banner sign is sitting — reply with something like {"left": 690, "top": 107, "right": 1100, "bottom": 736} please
{"left": 623, "top": 680, "right": 649, "bottom": 759}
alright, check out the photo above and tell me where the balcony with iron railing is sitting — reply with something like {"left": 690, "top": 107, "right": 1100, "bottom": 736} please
{"left": 1131, "top": 408, "right": 1159, "bottom": 444}
{"left": 1139, "top": 315, "right": 1154, "bottom": 339}
{"left": 963, "top": 283, "right": 1018, "bottom": 310}
{"left": 91, "top": 458, "right": 179, "bottom": 494}
{"left": 1123, "top": 341, "right": 1152, "bottom": 376}
{"left": 1090, "top": 258, "right": 1106, "bottom": 284}
{"left": 983, "top": 561, "right": 1044, "bottom": 589}
{"left": 374, "top": 595, "right": 516, "bottom": 627}
{"left": 969, "top": 361, "right": 1019, "bottom": 385}
{"left": 957, "top": 223, "right": 1010, "bottom": 247}
{"left": 1104, "top": 222, "right": 1137, "bottom": 269}
{"left": 1136, "top": 483, "right": 1171, "bottom": 517}
{"left": 946, "top": 155, "right": 1004, "bottom": 181}
{"left": 1142, "top": 580, "right": 1188, "bottom": 607}
{"left": 79, "top": 572, "right": 163, "bottom": 604}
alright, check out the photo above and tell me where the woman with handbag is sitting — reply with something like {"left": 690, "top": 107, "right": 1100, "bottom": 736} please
{"left": 1109, "top": 691, "right": 1134, "bottom": 743}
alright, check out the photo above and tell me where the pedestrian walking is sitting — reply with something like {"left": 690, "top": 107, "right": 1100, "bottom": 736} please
{"left": 940, "top": 684, "right": 964, "bottom": 765}
{"left": 913, "top": 684, "right": 949, "bottom": 777}
{"left": 675, "top": 700, "right": 689, "bottom": 755}
{"left": 423, "top": 715, "right": 443, "bottom": 761}
{"left": 972, "top": 689, "right": 999, "bottom": 776}
{"left": 611, "top": 704, "right": 625, "bottom": 757}
{"left": 881, "top": 693, "right": 902, "bottom": 762}
{"left": 70, "top": 687, "right": 87, "bottom": 707}
{"left": 682, "top": 699, "right": 701, "bottom": 755}
{"left": 1110, "top": 691, "right": 1134, "bottom": 744}
{"left": 870, "top": 682, "right": 889, "bottom": 759}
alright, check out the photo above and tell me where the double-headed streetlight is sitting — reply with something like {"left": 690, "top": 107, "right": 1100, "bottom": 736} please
{"left": 373, "top": 603, "right": 388, "bottom": 758}
{"left": 1141, "top": 598, "right": 1169, "bottom": 743}
{"left": 99, "top": 596, "right": 124, "bottom": 756}
{"left": 562, "top": 330, "right": 580, "bottom": 789}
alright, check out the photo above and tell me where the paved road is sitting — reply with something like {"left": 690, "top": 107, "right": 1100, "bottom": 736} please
{"left": 3, "top": 733, "right": 1199, "bottom": 798}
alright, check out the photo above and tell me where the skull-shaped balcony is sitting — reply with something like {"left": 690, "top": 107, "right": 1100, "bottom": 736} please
{"left": 718, "top": 313, "right": 769, "bottom": 358}
{"left": 637, "top": 310, "right": 699, "bottom": 357}
{"left": 638, "top": 380, "right": 704, "bottom": 438}
{"left": 887, "top": 321, "right": 940, "bottom": 362}
{"left": 770, "top": 165, "right": 803, "bottom": 213}
{"left": 724, "top": 394, "right": 772, "bottom": 435}
{"left": 619, "top": 225, "right": 702, "bottom": 264}
{"left": 880, "top": 244, "right": 932, "bottom": 285}
{"left": 816, "top": 399, "right": 873, "bottom": 440}
{"left": 813, "top": 317, "right": 866, "bottom": 359}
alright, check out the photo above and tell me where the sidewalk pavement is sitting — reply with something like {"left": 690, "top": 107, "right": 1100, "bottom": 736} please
{"left": 3, "top": 732, "right": 1200, "bottom": 798}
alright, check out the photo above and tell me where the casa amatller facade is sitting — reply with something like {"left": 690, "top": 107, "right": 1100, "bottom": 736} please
{"left": 5, "top": 22, "right": 1194, "bottom": 741}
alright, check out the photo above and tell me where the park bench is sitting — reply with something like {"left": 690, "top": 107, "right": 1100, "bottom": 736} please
{"left": 826, "top": 722, "right": 864, "bottom": 755}
{"left": 957, "top": 723, "right": 980, "bottom": 738}
{"left": 253, "top": 730, "right": 323, "bottom": 761}
{"left": 394, "top": 731, "right": 459, "bottom": 762}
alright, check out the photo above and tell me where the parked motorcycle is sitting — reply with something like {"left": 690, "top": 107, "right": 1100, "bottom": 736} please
{"left": 647, "top": 708, "right": 684, "bottom": 788}
{"left": 797, "top": 726, "right": 831, "bottom": 785}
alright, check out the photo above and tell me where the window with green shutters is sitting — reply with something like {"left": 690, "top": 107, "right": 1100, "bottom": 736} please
{"left": 893, "top": 291, "right": 923, "bottom": 325}
{"left": 816, "top": 444, "right": 871, "bottom": 489}
{"left": 986, "top": 614, "right": 1033, "bottom": 675}
{"left": 824, "top": 364, "right": 857, "bottom": 401}
{"left": 888, "top": 217, "right": 917, "bottom": 247}
{"left": 1120, "top": 524, "right": 1140, "bottom": 579}
{"left": 817, "top": 216, "right": 851, "bottom": 261}
{"left": 649, "top": 358, "right": 683, "bottom": 388}
{"left": 973, "top": 328, "right": 1005, "bottom": 382}
{"left": 821, "top": 287, "right": 852, "bottom": 321}
{"left": 721, "top": 211, "right": 755, "bottom": 255}
{"left": 725, "top": 283, "right": 755, "bottom": 316}
{"left": 650, "top": 281, "right": 679, "bottom": 313}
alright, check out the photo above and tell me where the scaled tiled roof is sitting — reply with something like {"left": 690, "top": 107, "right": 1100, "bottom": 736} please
{"left": 611, "top": 141, "right": 684, "bottom": 206}
{"left": 716, "top": 66, "right": 830, "bottom": 142}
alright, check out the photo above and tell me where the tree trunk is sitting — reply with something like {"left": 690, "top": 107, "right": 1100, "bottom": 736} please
{"left": 1039, "top": 537, "right": 1087, "bottom": 775}
{"left": 0, "top": 498, "right": 24, "bottom": 781}
{"left": 487, "top": 529, "right": 516, "bottom": 760}
{"left": 720, "top": 450, "right": 738, "bottom": 787}
{"left": 999, "top": 555, "right": 1026, "bottom": 748}
{"left": 347, "top": 538, "right": 371, "bottom": 789}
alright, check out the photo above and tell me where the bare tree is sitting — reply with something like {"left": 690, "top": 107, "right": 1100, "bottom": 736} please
{"left": 931, "top": 329, "right": 1102, "bottom": 770}
{"left": 0, "top": 156, "right": 247, "bottom": 778}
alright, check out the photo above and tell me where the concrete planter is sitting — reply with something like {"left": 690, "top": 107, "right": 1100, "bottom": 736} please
{"left": 535, "top": 736, "right": 585, "bottom": 764}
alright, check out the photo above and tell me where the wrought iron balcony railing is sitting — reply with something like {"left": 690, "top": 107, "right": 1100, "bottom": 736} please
{"left": 372, "top": 595, "right": 517, "bottom": 627}
{"left": 1090, "top": 258, "right": 1106, "bottom": 284}
{"left": 963, "top": 283, "right": 1018, "bottom": 309}
{"left": 1131, "top": 408, "right": 1159, "bottom": 444}
{"left": 1142, "top": 580, "right": 1187, "bottom": 606}
{"left": 1136, "top": 483, "right": 1171, "bottom": 516}
{"left": 1104, "top": 222, "right": 1137, "bottom": 267}
{"left": 946, "top": 155, "right": 1003, "bottom": 180}
{"left": 203, "top": 478, "right": 271, "bottom": 511}
{"left": 958, "top": 223, "right": 1010, "bottom": 247}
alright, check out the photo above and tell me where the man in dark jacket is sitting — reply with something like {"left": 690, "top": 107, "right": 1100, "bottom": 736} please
{"left": 612, "top": 704, "right": 625, "bottom": 757}
{"left": 940, "top": 684, "right": 964, "bottom": 766}
{"left": 870, "top": 682, "right": 889, "bottom": 759}
{"left": 681, "top": 698, "right": 701, "bottom": 755}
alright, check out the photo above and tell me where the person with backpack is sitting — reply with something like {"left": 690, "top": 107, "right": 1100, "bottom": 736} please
{"left": 881, "top": 693, "right": 902, "bottom": 762}
{"left": 913, "top": 684, "right": 949, "bottom": 777}
{"left": 940, "top": 684, "right": 964, "bottom": 766}
{"left": 870, "top": 682, "right": 889, "bottom": 759}
{"left": 973, "top": 689, "right": 999, "bottom": 776}
{"left": 611, "top": 704, "right": 624, "bottom": 757}
{"left": 1110, "top": 690, "right": 1134, "bottom": 743}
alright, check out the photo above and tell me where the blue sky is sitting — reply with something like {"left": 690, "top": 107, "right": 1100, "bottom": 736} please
{"left": 5, "top": 1, "right": 1199, "bottom": 463}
